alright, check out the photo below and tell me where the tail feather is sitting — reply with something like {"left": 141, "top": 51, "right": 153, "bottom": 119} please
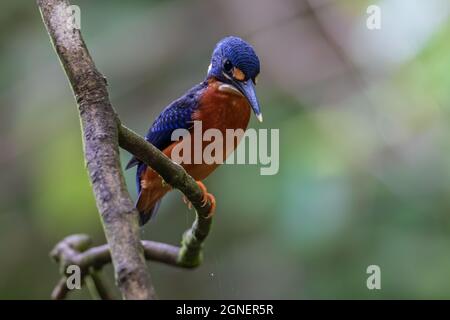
{"left": 126, "top": 156, "right": 140, "bottom": 170}
{"left": 136, "top": 187, "right": 163, "bottom": 226}
{"left": 137, "top": 198, "right": 161, "bottom": 226}
{"left": 134, "top": 163, "right": 168, "bottom": 226}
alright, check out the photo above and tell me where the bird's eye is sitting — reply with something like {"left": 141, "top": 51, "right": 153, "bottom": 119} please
{"left": 223, "top": 59, "right": 233, "bottom": 73}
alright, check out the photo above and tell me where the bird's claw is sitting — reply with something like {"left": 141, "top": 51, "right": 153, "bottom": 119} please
{"left": 197, "top": 181, "right": 216, "bottom": 218}
{"left": 182, "top": 181, "right": 216, "bottom": 218}
{"left": 204, "top": 193, "right": 216, "bottom": 219}
{"left": 182, "top": 195, "right": 193, "bottom": 210}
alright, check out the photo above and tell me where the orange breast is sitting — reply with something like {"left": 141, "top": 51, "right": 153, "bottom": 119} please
{"left": 155, "top": 80, "right": 251, "bottom": 181}
{"left": 184, "top": 79, "right": 251, "bottom": 180}
{"left": 138, "top": 79, "right": 251, "bottom": 212}
{"left": 193, "top": 79, "right": 251, "bottom": 133}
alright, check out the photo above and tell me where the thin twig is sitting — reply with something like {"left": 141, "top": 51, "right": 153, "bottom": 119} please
{"left": 88, "top": 270, "right": 115, "bottom": 300}
{"left": 49, "top": 232, "right": 205, "bottom": 299}
{"left": 50, "top": 234, "right": 182, "bottom": 269}
{"left": 51, "top": 277, "right": 70, "bottom": 300}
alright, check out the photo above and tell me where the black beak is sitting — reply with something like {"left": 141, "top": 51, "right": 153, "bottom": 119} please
{"left": 233, "top": 80, "right": 262, "bottom": 122}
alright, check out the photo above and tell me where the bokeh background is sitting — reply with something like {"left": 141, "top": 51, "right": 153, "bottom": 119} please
{"left": 1, "top": 0, "right": 450, "bottom": 299}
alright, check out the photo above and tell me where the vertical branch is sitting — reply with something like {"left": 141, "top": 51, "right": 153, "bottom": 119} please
{"left": 37, "top": 0, "right": 155, "bottom": 299}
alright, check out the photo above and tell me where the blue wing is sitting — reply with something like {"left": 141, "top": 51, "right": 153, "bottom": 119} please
{"left": 126, "top": 81, "right": 207, "bottom": 194}
{"left": 144, "top": 82, "right": 206, "bottom": 150}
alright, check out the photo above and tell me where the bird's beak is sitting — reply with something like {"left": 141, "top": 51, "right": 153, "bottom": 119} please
{"left": 233, "top": 80, "right": 262, "bottom": 122}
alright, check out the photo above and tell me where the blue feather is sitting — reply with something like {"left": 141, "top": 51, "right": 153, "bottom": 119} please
{"left": 126, "top": 36, "right": 260, "bottom": 225}
{"left": 208, "top": 36, "right": 260, "bottom": 81}
{"left": 126, "top": 81, "right": 207, "bottom": 223}
{"left": 144, "top": 81, "right": 207, "bottom": 150}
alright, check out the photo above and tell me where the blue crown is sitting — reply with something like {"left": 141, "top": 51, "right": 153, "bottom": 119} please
{"left": 208, "top": 36, "right": 260, "bottom": 81}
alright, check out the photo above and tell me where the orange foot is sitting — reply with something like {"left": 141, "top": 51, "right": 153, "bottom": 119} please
{"left": 182, "top": 181, "right": 216, "bottom": 218}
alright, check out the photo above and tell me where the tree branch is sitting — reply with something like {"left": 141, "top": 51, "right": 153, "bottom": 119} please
{"left": 38, "top": 0, "right": 215, "bottom": 299}
{"left": 86, "top": 270, "right": 115, "bottom": 300}
{"left": 118, "top": 125, "right": 213, "bottom": 267}
{"left": 37, "top": 0, "right": 155, "bottom": 299}
{"left": 50, "top": 234, "right": 181, "bottom": 271}
{"left": 49, "top": 232, "right": 207, "bottom": 299}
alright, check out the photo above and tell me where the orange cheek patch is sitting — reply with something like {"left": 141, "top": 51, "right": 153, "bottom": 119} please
{"left": 232, "top": 67, "right": 245, "bottom": 81}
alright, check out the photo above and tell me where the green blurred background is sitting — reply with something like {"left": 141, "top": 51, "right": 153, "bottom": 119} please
{"left": 1, "top": 0, "right": 450, "bottom": 299}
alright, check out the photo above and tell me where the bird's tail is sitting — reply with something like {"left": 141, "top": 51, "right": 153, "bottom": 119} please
{"left": 131, "top": 162, "right": 169, "bottom": 226}
{"left": 136, "top": 196, "right": 161, "bottom": 226}
{"left": 125, "top": 156, "right": 140, "bottom": 170}
{"left": 125, "top": 158, "right": 160, "bottom": 225}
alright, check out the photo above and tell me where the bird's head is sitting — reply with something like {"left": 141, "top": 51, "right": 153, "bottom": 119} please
{"left": 207, "top": 36, "right": 262, "bottom": 122}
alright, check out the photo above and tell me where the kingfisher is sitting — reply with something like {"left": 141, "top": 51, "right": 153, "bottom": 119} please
{"left": 126, "top": 36, "right": 262, "bottom": 225}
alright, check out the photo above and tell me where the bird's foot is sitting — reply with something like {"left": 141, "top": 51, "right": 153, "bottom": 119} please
{"left": 203, "top": 192, "right": 216, "bottom": 218}
{"left": 182, "top": 194, "right": 193, "bottom": 210}
{"left": 196, "top": 181, "right": 216, "bottom": 218}
{"left": 182, "top": 181, "right": 216, "bottom": 218}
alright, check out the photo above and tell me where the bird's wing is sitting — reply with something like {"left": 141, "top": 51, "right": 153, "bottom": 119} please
{"left": 125, "top": 81, "right": 207, "bottom": 170}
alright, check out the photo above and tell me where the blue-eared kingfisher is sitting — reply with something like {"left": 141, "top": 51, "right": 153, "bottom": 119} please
{"left": 126, "top": 36, "right": 262, "bottom": 225}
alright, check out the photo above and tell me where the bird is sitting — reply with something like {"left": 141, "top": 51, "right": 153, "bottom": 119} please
{"left": 126, "top": 36, "right": 262, "bottom": 225}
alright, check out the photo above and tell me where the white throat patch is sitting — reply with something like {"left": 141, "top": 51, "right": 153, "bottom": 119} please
{"left": 218, "top": 83, "right": 243, "bottom": 96}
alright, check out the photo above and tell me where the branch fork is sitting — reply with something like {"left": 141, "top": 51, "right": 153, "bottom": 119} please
{"left": 37, "top": 0, "right": 214, "bottom": 299}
